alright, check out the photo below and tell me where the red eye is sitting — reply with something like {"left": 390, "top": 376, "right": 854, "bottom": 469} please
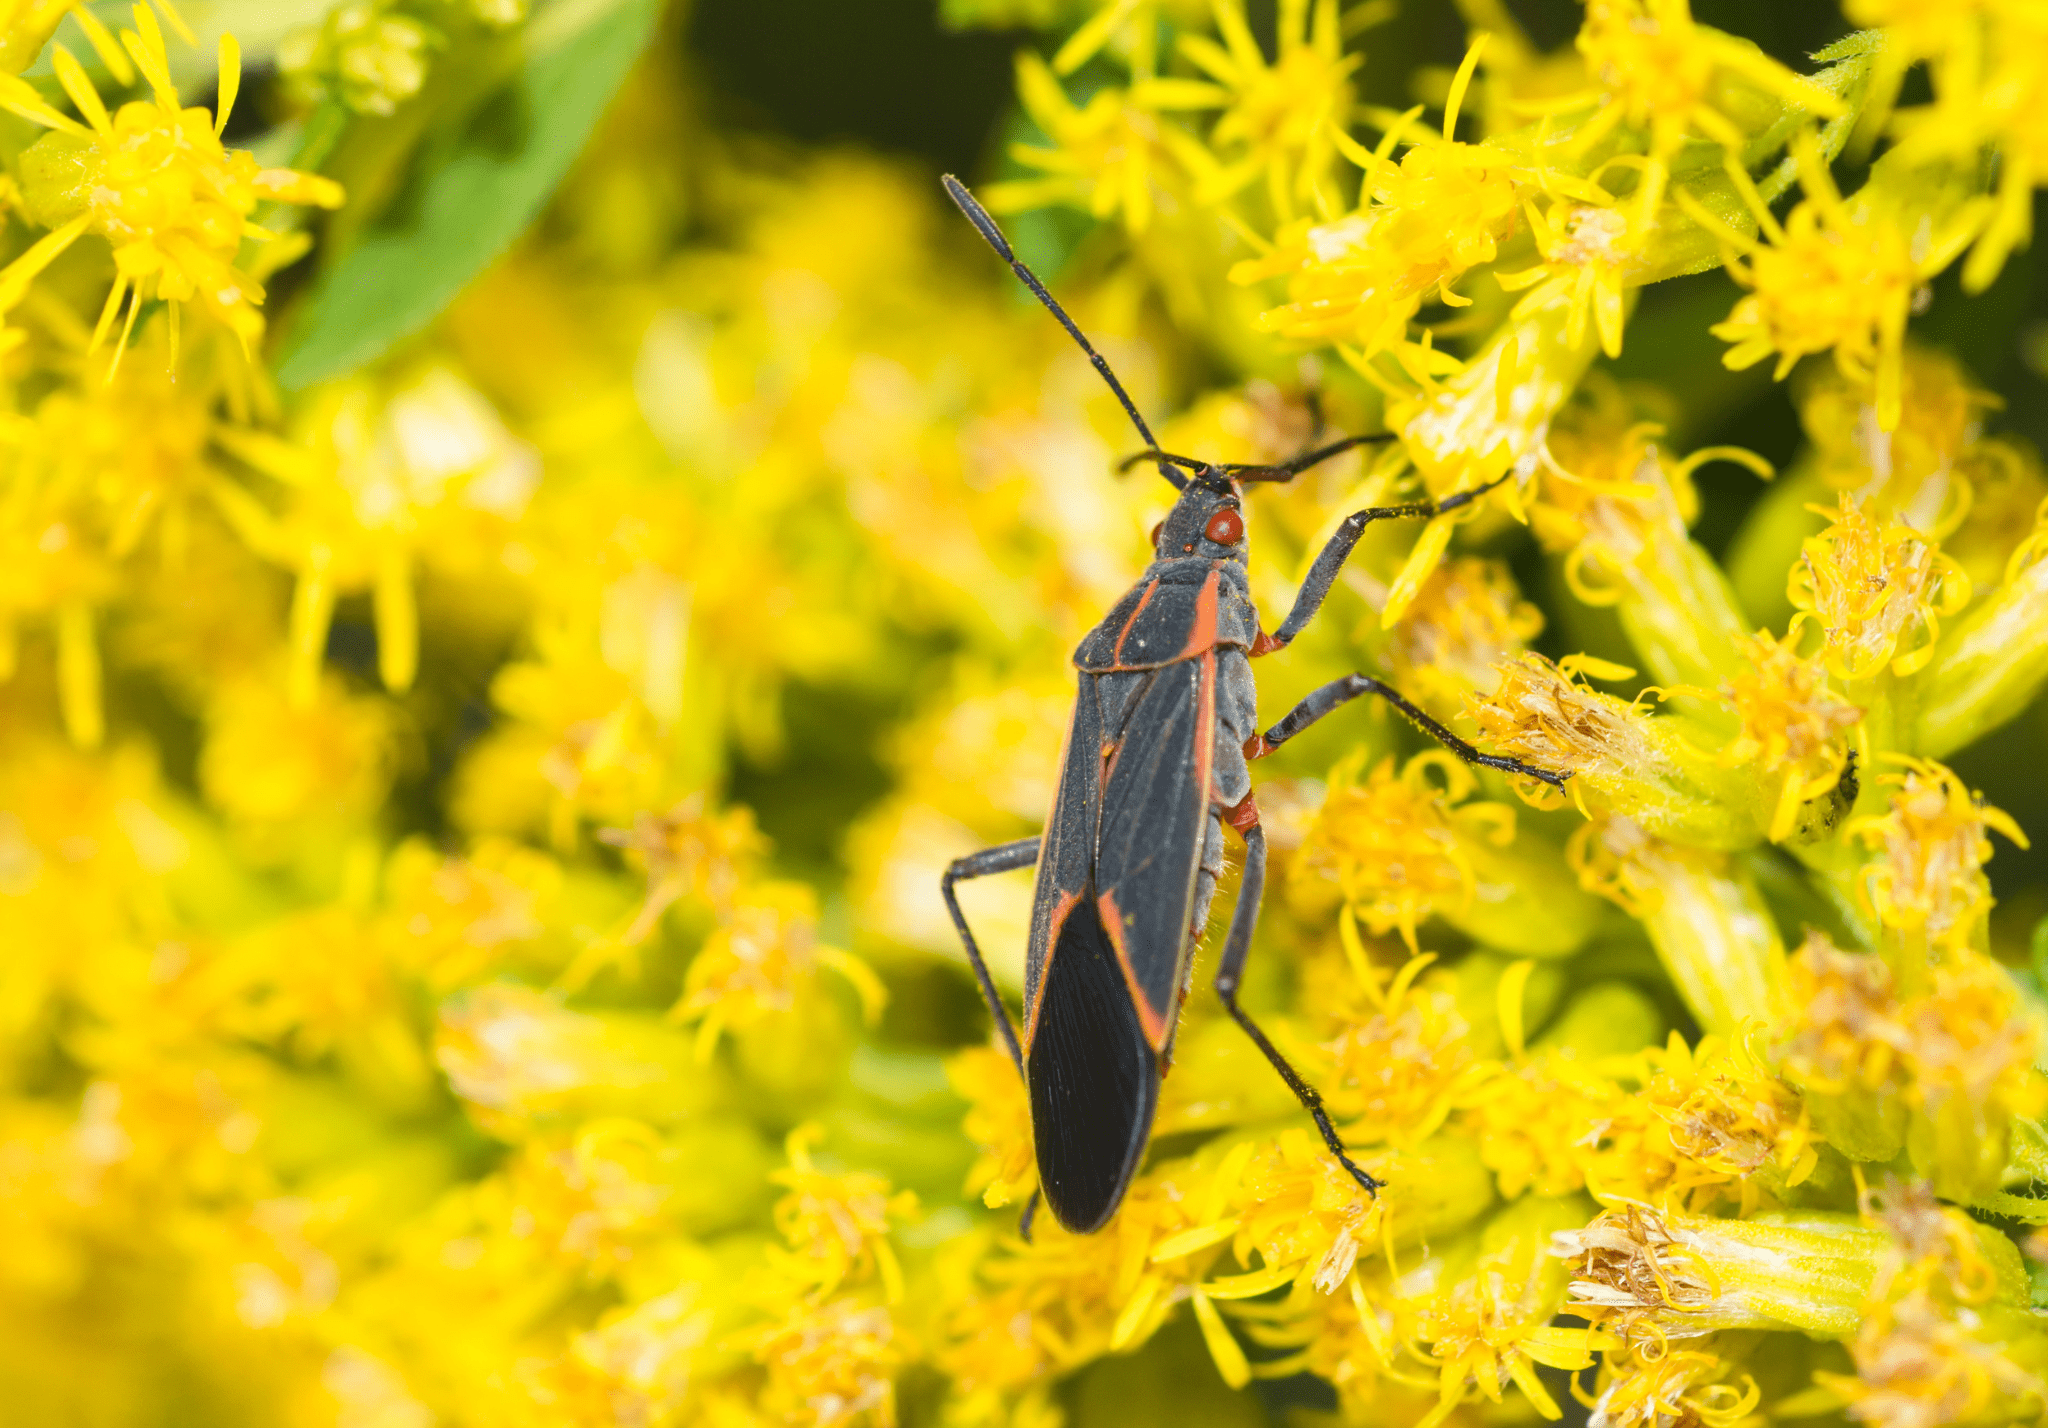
{"left": 1205, "top": 508, "right": 1244, "bottom": 545}
{"left": 1149, "top": 521, "right": 1163, "bottom": 547}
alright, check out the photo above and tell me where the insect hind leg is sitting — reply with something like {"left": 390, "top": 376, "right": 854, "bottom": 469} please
{"left": 941, "top": 836, "right": 1040, "bottom": 1078}
{"left": 1248, "top": 673, "right": 1567, "bottom": 787}
{"left": 1214, "top": 818, "right": 1384, "bottom": 1196}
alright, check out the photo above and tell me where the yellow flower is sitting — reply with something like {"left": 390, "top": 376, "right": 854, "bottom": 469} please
{"left": 1292, "top": 750, "right": 1516, "bottom": 955}
{"left": 669, "top": 884, "right": 886, "bottom": 1061}
{"left": 1236, "top": 134, "right": 1523, "bottom": 352}
{"left": 1571, "top": 814, "right": 1789, "bottom": 1034}
{"left": 1581, "top": 1339, "right": 1763, "bottom": 1428}
{"left": 195, "top": 671, "right": 396, "bottom": 846}
{"left": 0, "top": 0, "right": 154, "bottom": 77}
{"left": 1313, "top": 954, "right": 1494, "bottom": 1146}
{"left": 767, "top": 1125, "right": 918, "bottom": 1304}
{"left": 1817, "top": 1176, "right": 2048, "bottom": 1426}
{"left": 1382, "top": 555, "right": 1544, "bottom": 716}
{"left": 937, "top": 1160, "right": 1226, "bottom": 1397}
{"left": 1707, "top": 143, "right": 1978, "bottom": 432}
{"left": 1847, "top": 756, "right": 2025, "bottom": 957}
{"left": 1798, "top": 346, "right": 1997, "bottom": 520}
{"left": 1408, "top": 1198, "right": 1604, "bottom": 1428}
{"left": 1462, "top": 1050, "right": 1625, "bottom": 1199}
{"left": 946, "top": 1044, "right": 1036, "bottom": 1209}
{"left": 987, "top": 51, "right": 1182, "bottom": 232}
{"left": 596, "top": 796, "right": 770, "bottom": 945}
{"left": 1558, "top": 1203, "right": 1888, "bottom": 1343}
{"left": 1468, "top": 654, "right": 1761, "bottom": 845}
{"left": 749, "top": 1294, "right": 910, "bottom": 1428}
{"left": 1573, "top": 0, "right": 1845, "bottom": 165}
{"left": 1883, "top": 5, "right": 2048, "bottom": 290}
{"left": 378, "top": 836, "right": 559, "bottom": 993}
{"left": 1173, "top": 0, "right": 1358, "bottom": 216}
{"left": 1717, "top": 627, "right": 1862, "bottom": 842}
{"left": 1778, "top": 931, "right": 1913, "bottom": 1159}
{"left": 4, "top": 10, "right": 342, "bottom": 360}
{"left": 279, "top": 1, "right": 434, "bottom": 117}
{"left": 1497, "top": 196, "right": 1636, "bottom": 356}
{"left": 1789, "top": 503, "right": 1970, "bottom": 681}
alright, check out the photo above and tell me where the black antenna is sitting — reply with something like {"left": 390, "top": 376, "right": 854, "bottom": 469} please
{"left": 942, "top": 174, "right": 1184, "bottom": 492}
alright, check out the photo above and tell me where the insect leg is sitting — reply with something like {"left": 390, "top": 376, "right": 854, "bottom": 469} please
{"left": 941, "top": 837, "right": 1040, "bottom": 1078}
{"left": 1258, "top": 472, "right": 1513, "bottom": 649}
{"left": 1249, "top": 674, "right": 1567, "bottom": 787}
{"left": 1213, "top": 818, "right": 1384, "bottom": 1195}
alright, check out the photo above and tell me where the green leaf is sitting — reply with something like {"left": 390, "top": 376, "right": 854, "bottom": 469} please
{"left": 272, "top": 0, "right": 662, "bottom": 392}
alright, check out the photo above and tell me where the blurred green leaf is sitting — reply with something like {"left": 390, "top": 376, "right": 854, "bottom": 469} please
{"left": 273, "top": 0, "right": 662, "bottom": 391}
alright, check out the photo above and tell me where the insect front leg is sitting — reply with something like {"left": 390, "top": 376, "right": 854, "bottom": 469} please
{"left": 1256, "top": 472, "right": 1513, "bottom": 652}
{"left": 1248, "top": 674, "right": 1567, "bottom": 787}
{"left": 1212, "top": 812, "right": 1384, "bottom": 1196}
{"left": 940, "top": 837, "right": 1039, "bottom": 1078}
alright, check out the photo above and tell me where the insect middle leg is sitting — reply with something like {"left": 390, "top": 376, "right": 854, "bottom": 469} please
{"left": 942, "top": 838, "right": 1048, "bottom": 1241}
{"left": 940, "top": 837, "right": 1039, "bottom": 1077}
{"left": 1249, "top": 674, "right": 1566, "bottom": 786}
{"left": 1213, "top": 814, "right": 1384, "bottom": 1195}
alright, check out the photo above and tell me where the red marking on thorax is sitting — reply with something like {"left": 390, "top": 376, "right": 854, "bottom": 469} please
{"left": 1248, "top": 630, "right": 1285, "bottom": 657}
{"left": 1171, "top": 568, "right": 1223, "bottom": 661}
{"left": 1111, "top": 581, "right": 1160, "bottom": 663}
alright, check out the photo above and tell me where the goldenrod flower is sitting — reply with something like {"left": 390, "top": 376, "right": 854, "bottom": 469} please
{"left": 1847, "top": 756, "right": 2024, "bottom": 958}
{"left": 1718, "top": 627, "right": 1862, "bottom": 842}
{"left": 1799, "top": 346, "right": 1996, "bottom": 520}
{"left": 1173, "top": 0, "right": 1357, "bottom": 216}
{"left": 1573, "top": 0, "right": 1845, "bottom": 168}
{"left": 3, "top": 9, "right": 341, "bottom": 360}
{"left": 1495, "top": 194, "right": 1638, "bottom": 357}
{"left": 1531, "top": 380, "right": 1765, "bottom": 686}
{"left": 989, "top": 52, "right": 1182, "bottom": 232}
{"left": 11, "top": 2, "right": 2048, "bottom": 1422}
{"left": 1779, "top": 931, "right": 1913, "bottom": 1160}
{"left": 1382, "top": 555, "right": 1543, "bottom": 715}
{"left": 1707, "top": 141, "right": 1980, "bottom": 432}
{"left": 947, "top": 1044, "right": 1036, "bottom": 1209}
{"left": 1293, "top": 750, "right": 1514, "bottom": 955}
{"left": 279, "top": 1, "right": 435, "bottom": 116}
{"left": 1790, "top": 503, "right": 1970, "bottom": 681}
{"left": 1469, "top": 654, "right": 1763, "bottom": 846}
{"left": 1558, "top": 1202, "right": 1888, "bottom": 1342}
{"left": 1583, "top": 1339, "right": 1763, "bottom": 1428}
{"left": 670, "top": 883, "right": 886, "bottom": 1061}
{"left": 1408, "top": 1196, "right": 1605, "bottom": 1427}
{"left": 768, "top": 1125, "right": 918, "bottom": 1303}
{"left": 1235, "top": 133, "right": 1523, "bottom": 353}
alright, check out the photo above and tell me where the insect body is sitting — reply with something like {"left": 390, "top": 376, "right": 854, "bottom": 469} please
{"left": 938, "top": 176, "right": 1568, "bottom": 1234}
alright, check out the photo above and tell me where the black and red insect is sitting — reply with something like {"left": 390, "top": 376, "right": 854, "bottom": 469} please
{"left": 938, "top": 176, "right": 1569, "bottom": 1236}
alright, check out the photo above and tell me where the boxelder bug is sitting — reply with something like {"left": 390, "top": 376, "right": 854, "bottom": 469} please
{"left": 937, "top": 175, "right": 1570, "bottom": 1236}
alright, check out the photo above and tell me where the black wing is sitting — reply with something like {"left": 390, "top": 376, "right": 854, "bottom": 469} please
{"left": 1092, "top": 654, "right": 1212, "bottom": 1038}
{"left": 1024, "top": 658, "right": 1214, "bottom": 1234}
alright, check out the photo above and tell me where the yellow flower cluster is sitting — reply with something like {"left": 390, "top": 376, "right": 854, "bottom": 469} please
{"left": 5, "top": 0, "right": 2048, "bottom": 1425}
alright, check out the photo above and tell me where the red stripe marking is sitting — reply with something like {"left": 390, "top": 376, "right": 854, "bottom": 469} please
{"left": 1025, "top": 888, "right": 1084, "bottom": 1049}
{"left": 1096, "top": 888, "right": 1169, "bottom": 1048}
{"left": 1172, "top": 568, "right": 1223, "bottom": 661}
{"left": 1111, "top": 580, "right": 1160, "bottom": 664}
